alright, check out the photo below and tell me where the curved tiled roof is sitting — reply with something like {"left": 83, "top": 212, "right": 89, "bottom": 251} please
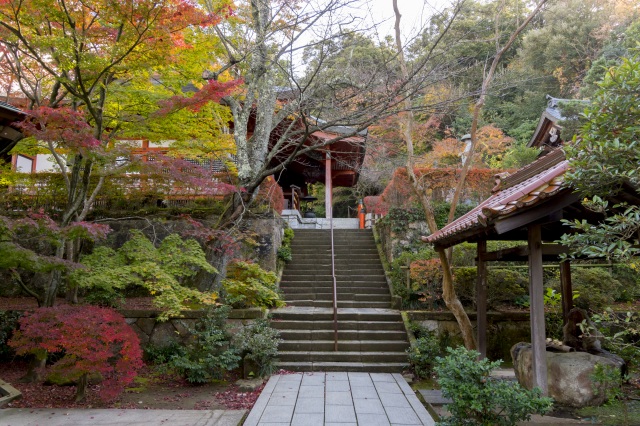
{"left": 0, "top": 100, "right": 25, "bottom": 116}
{"left": 424, "top": 159, "right": 569, "bottom": 246}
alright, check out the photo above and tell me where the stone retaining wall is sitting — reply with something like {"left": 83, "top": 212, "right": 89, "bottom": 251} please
{"left": 121, "top": 308, "right": 266, "bottom": 348}
{"left": 376, "top": 220, "right": 430, "bottom": 263}
{"left": 408, "top": 311, "right": 531, "bottom": 361}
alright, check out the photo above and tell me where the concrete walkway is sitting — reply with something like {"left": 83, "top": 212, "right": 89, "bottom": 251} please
{"left": 0, "top": 408, "right": 246, "bottom": 426}
{"left": 243, "top": 372, "right": 434, "bottom": 426}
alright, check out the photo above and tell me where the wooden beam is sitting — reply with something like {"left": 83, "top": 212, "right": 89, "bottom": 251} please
{"left": 528, "top": 224, "right": 548, "bottom": 395}
{"left": 495, "top": 192, "right": 581, "bottom": 235}
{"left": 560, "top": 261, "right": 573, "bottom": 326}
{"left": 476, "top": 240, "right": 488, "bottom": 359}
{"left": 479, "top": 244, "right": 570, "bottom": 262}
{"left": 479, "top": 245, "right": 528, "bottom": 261}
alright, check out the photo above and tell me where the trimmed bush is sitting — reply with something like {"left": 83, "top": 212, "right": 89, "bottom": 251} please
{"left": 408, "top": 332, "right": 441, "bottom": 379}
{"left": 547, "top": 267, "right": 622, "bottom": 312}
{"left": 166, "top": 306, "right": 240, "bottom": 383}
{"left": 0, "top": 311, "right": 20, "bottom": 361}
{"left": 435, "top": 347, "right": 553, "bottom": 426}
{"left": 453, "top": 267, "right": 528, "bottom": 308}
{"left": 234, "top": 318, "right": 282, "bottom": 377}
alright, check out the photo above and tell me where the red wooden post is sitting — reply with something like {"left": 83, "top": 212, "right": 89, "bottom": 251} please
{"left": 325, "top": 152, "right": 332, "bottom": 219}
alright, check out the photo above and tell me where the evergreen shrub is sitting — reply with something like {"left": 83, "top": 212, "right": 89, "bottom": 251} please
{"left": 234, "top": 318, "right": 282, "bottom": 377}
{"left": 435, "top": 347, "right": 553, "bottom": 426}
{"left": 166, "top": 306, "right": 240, "bottom": 383}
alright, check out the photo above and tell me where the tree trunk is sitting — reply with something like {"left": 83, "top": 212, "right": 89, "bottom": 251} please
{"left": 65, "top": 239, "right": 78, "bottom": 303}
{"left": 74, "top": 373, "right": 88, "bottom": 402}
{"left": 20, "top": 352, "right": 46, "bottom": 383}
{"left": 44, "top": 242, "right": 66, "bottom": 307}
{"left": 196, "top": 240, "right": 230, "bottom": 292}
{"left": 436, "top": 247, "right": 476, "bottom": 348}
{"left": 393, "top": 0, "right": 476, "bottom": 350}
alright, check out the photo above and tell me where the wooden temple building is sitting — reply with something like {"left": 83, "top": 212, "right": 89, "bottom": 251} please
{"left": 268, "top": 118, "right": 366, "bottom": 218}
{"left": 3, "top": 93, "right": 366, "bottom": 218}
{"left": 424, "top": 96, "right": 640, "bottom": 395}
{"left": 0, "top": 100, "right": 25, "bottom": 162}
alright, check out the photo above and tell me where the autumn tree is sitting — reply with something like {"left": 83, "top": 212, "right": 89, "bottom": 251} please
{"left": 9, "top": 305, "right": 143, "bottom": 402}
{"left": 0, "top": 212, "right": 110, "bottom": 306}
{"left": 194, "top": 0, "right": 490, "bottom": 220}
{"left": 393, "top": 0, "right": 548, "bottom": 349}
{"left": 0, "top": 0, "right": 224, "bottom": 305}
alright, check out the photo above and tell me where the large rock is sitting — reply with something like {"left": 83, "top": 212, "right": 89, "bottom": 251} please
{"left": 511, "top": 342, "right": 625, "bottom": 407}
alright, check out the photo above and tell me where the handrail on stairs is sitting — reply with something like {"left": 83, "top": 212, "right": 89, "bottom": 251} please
{"left": 330, "top": 206, "right": 338, "bottom": 352}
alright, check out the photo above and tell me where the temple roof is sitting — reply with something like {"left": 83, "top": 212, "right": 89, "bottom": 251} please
{"left": 0, "top": 101, "right": 26, "bottom": 156}
{"left": 424, "top": 149, "right": 569, "bottom": 247}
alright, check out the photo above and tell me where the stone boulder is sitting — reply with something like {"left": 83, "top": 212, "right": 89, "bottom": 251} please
{"left": 511, "top": 342, "right": 626, "bottom": 407}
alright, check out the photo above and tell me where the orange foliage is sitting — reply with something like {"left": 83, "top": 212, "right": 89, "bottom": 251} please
{"left": 363, "top": 195, "right": 388, "bottom": 215}
{"left": 255, "top": 175, "right": 284, "bottom": 213}
{"left": 474, "top": 125, "right": 514, "bottom": 165}
{"left": 419, "top": 137, "right": 464, "bottom": 167}
{"left": 417, "top": 125, "right": 514, "bottom": 168}
{"left": 380, "top": 167, "right": 500, "bottom": 208}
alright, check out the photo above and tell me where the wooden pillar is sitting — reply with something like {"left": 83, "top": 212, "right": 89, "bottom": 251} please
{"left": 325, "top": 152, "right": 332, "bottom": 219}
{"left": 476, "top": 239, "right": 488, "bottom": 359}
{"left": 560, "top": 260, "right": 573, "bottom": 325}
{"left": 528, "top": 224, "right": 548, "bottom": 395}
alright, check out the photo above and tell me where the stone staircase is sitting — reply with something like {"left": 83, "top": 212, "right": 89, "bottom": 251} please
{"left": 272, "top": 229, "right": 409, "bottom": 372}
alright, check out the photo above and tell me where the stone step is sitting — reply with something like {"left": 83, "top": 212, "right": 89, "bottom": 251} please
{"left": 278, "top": 340, "right": 409, "bottom": 352}
{"left": 281, "top": 293, "right": 391, "bottom": 302}
{"left": 293, "top": 236, "right": 375, "bottom": 244}
{"left": 284, "top": 261, "right": 384, "bottom": 276}
{"left": 273, "top": 361, "right": 407, "bottom": 373}
{"left": 277, "top": 351, "right": 408, "bottom": 363}
{"left": 270, "top": 320, "right": 406, "bottom": 331}
{"left": 277, "top": 329, "right": 407, "bottom": 341}
{"left": 279, "top": 286, "right": 390, "bottom": 294}
{"left": 291, "top": 244, "right": 378, "bottom": 255}
{"left": 280, "top": 277, "right": 388, "bottom": 286}
{"left": 281, "top": 277, "right": 388, "bottom": 283}
{"left": 281, "top": 272, "right": 387, "bottom": 279}
{"left": 290, "top": 255, "right": 379, "bottom": 261}
{"left": 291, "top": 243, "right": 376, "bottom": 248}
{"left": 280, "top": 281, "right": 388, "bottom": 288}
{"left": 283, "top": 270, "right": 385, "bottom": 277}
{"left": 293, "top": 233, "right": 374, "bottom": 238}
{"left": 292, "top": 234, "right": 375, "bottom": 240}
{"left": 284, "top": 262, "right": 384, "bottom": 269}
{"left": 271, "top": 309, "right": 402, "bottom": 322}
{"left": 290, "top": 243, "right": 377, "bottom": 248}
{"left": 285, "top": 300, "right": 392, "bottom": 309}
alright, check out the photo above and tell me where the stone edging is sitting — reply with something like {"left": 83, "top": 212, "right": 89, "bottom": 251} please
{"left": 118, "top": 307, "right": 266, "bottom": 320}
{"left": 0, "top": 378, "right": 21, "bottom": 408}
{"left": 406, "top": 310, "right": 530, "bottom": 322}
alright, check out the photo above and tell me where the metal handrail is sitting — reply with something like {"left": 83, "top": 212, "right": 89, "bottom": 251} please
{"left": 330, "top": 204, "right": 338, "bottom": 352}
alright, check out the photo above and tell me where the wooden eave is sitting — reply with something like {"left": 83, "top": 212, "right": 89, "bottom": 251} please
{"left": 0, "top": 101, "right": 26, "bottom": 156}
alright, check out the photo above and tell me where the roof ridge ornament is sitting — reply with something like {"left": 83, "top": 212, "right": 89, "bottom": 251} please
{"left": 492, "top": 172, "right": 511, "bottom": 193}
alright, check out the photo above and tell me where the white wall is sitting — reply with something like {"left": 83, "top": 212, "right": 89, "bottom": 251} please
{"left": 34, "top": 154, "right": 58, "bottom": 172}
{"left": 15, "top": 155, "right": 33, "bottom": 172}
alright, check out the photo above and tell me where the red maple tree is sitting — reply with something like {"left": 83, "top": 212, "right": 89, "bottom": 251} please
{"left": 9, "top": 306, "right": 143, "bottom": 402}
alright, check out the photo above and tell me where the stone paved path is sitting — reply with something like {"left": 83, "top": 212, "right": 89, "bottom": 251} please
{"left": 243, "top": 372, "right": 434, "bottom": 426}
{"left": 0, "top": 408, "right": 246, "bottom": 426}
